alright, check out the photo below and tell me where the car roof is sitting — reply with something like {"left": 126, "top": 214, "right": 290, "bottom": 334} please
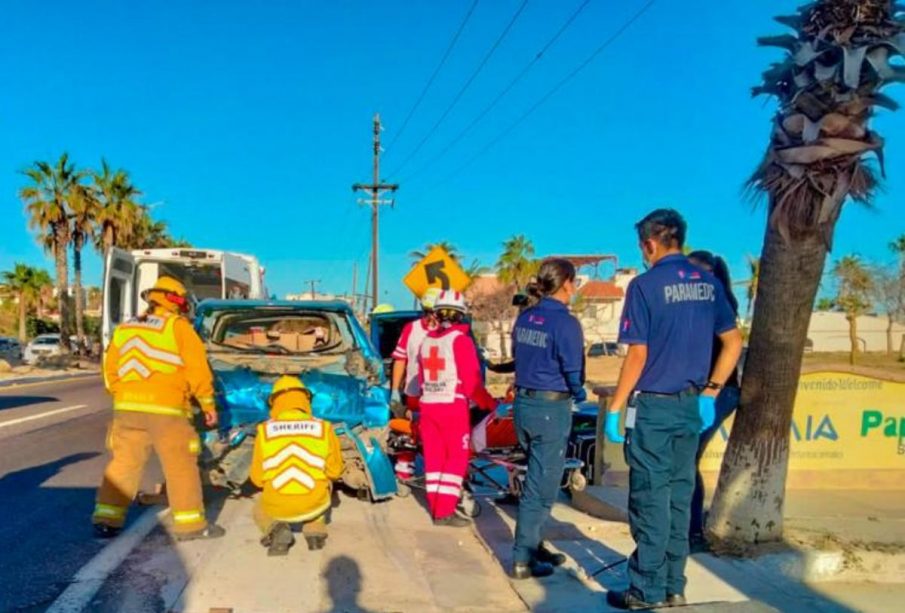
{"left": 196, "top": 299, "right": 355, "bottom": 316}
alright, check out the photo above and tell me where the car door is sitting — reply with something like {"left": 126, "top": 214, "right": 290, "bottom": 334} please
{"left": 103, "top": 248, "right": 136, "bottom": 349}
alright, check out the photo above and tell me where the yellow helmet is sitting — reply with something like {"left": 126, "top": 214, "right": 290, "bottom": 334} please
{"left": 268, "top": 375, "right": 311, "bottom": 405}
{"left": 371, "top": 303, "right": 395, "bottom": 315}
{"left": 141, "top": 276, "right": 187, "bottom": 300}
{"left": 141, "top": 276, "right": 190, "bottom": 313}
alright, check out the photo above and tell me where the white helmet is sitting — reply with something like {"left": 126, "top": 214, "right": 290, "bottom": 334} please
{"left": 421, "top": 287, "right": 443, "bottom": 311}
{"left": 434, "top": 290, "right": 467, "bottom": 314}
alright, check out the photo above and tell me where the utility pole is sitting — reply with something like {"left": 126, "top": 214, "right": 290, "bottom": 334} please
{"left": 304, "top": 279, "right": 321, "bottom": 300}
{"left": 353, "top": 113, "right": 398, "bottom": 312}
{"left": 351, "top": 263, "right": 358, "bottom": 305}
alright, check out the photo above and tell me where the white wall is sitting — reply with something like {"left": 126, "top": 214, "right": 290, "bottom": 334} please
{"left": 807, "top": 311, "right": 905, "bottom": 353}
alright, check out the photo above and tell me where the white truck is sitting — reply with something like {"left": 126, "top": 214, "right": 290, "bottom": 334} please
{"left": 102, "top": 247, "right": 267, "bottom": 348}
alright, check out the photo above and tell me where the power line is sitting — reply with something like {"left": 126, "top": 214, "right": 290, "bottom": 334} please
{"left": 384, "top": 0, "right": 481, "bottom": 155}
{"left": 387, "top": 0, "right": 530, "bottom": 179}
{"left": 427, "top": 0, "right": 657, "bottom": 190}
{"left": 399, "top": 0, "right": 592, "bottom": 185}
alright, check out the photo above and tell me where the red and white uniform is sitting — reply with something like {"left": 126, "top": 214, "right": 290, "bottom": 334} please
{"left": 417, "top": 324, "right": 496, "bottom": 520}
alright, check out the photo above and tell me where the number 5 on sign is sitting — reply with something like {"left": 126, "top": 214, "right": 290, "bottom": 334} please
{"left": 404, "top": 246, "right": 471, "bottom": 298}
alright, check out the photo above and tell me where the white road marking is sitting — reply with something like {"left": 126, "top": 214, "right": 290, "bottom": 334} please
{"left": 46, "top": 507, "right": 167, "bottom": 613}
{"left": 0, "top": 404, "right": 90, "bottom": 429}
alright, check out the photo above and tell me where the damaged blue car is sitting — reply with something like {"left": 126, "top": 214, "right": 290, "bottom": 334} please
{"left": 194, "top": 300, "right": 397, "bottom": 501}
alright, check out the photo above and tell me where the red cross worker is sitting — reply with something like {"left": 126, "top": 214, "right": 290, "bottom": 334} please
{"left": 417, "top": 290, "right": 497, "bottom": 527}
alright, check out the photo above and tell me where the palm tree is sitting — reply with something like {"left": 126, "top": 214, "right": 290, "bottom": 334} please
{"left": 20, "top": 153, "right": 82, "bottom": 352}
{"left": 833, "top": 255, "right": 874, "bottom": 363}
{"left": 709, "top": 1, "right": 904, "bottom": 545}
{"left": 409, "top": 241, "right": 460, "bottom": 264}
{"left": 122, "top": 212, "right": 182, "bottom": 249}
{"left": 1, "top": 264, "right": 52, "bottom": 342}
{"left": 92, "top": 160, "right": 141, "bottom": 254}
{"left": 743, "top": 255, "right": 760, "bottom": 322}
{"left": 496, "top": 235, "right": 537, "bottom": 290}
{"left": 70, "top": 184, "right": 98, "bottom": 348}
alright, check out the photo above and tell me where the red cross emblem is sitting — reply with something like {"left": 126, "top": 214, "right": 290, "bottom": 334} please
{"left": 423, "top": 345, "right": 446, "bottom": 382}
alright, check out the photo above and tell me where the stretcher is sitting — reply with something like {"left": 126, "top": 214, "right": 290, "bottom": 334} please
{"left": 387, "top": 403, "right": 587, "bottom": 517}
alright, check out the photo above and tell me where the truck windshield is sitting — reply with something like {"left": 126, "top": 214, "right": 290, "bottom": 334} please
{"left": 137, "top": 260, "right": 223, "bottom": 307}
{"left": 206, "top": 310, "right": 355, "bottom": 356}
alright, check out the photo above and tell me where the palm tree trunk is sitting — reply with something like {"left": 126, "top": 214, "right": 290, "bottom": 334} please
{"left": 104, "top": 224, "right": 114, "bottom": 252}
{"left": 54, "top": 224, "right": 72, "bottom": 353}
{"left": 849, "top": 314, "right": 859, "bottom": 365}
{"left": 887, "top": 315, "right": 894, "bottom": 355}
{"left": 73, "top": 234, "right": 85, "bottom": 355}
{"left": 707, "top": 223, "right": 828, "bottom": 544}
{"left": 17, "top": 292, "right": 27, "bottom": 343}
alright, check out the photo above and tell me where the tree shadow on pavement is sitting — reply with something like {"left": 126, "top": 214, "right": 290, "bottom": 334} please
{"left": 0, "top": 394, "right": 59, "bottom": 411}
{"left": 322, "top": 554, "right": 378, "bottom": 613}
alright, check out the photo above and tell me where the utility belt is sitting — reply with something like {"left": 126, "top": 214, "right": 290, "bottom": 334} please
{"left": 635, "top": 385, "right": 699, "bottom": 400}
{"left": 516, "top": 387, "right": 571, "bottom": 401}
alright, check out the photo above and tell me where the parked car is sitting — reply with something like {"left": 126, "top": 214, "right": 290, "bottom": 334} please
{"left": 0, "top": 337, "right": 22, "bottom": 360}
{"left": 194, "top": 299, "right": 397, "bottom": 501}
{"left": 23, "top": 334, "right": 62, "bottom": 364}
{"left": 587, "top": 342, "right": 622, "bottom": 358}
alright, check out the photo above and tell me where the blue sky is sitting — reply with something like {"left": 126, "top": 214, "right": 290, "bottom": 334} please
{"left": 2, "top": 0, "right": 903, "bottom": 308}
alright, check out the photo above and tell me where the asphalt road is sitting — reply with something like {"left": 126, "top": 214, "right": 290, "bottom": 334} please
{"left": 0, "top": 376, "right": 161, "bottom": 612}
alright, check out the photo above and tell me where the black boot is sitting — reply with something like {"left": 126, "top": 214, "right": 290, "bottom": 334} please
{"left": 93, "top": 524, "right": 121, "bottom": 539}
{"left": 433, "top": 514, "right": 472, "bottom": 528}
{"left": 305, "top": 534, "right": 327, "bottom": 551}
{"left": 535, "top": 542, "right": 567, "bottom": 567}
{"left": 606, "top": 589, "right": 665, "bottom": 610}
{"left": 510, "top": 560, "right": 554, "bottom": 580}
{"left": 260, "top": 523, "right": 294, "bottom": 556}
{"left": 175, "top": 524, "right": 227, "bottom": 542}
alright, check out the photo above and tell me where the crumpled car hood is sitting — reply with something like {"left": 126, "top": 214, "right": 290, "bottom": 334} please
{"left": 213, "top": 360, "right": 389, "bottom": 431}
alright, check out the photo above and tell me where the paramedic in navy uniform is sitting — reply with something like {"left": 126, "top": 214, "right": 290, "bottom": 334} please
{"left": 509, "top": 258, "right": 585, "bottom": 580}
{"left": 605, "top": 209, "right": 743, "bottom": 610}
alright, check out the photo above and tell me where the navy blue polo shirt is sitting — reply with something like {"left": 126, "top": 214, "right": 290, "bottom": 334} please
{"left": 618, "top": 254, "right": 737, "bottom": 394}
{"left": 512, "top": 298, "right": 584, "bottom": 392}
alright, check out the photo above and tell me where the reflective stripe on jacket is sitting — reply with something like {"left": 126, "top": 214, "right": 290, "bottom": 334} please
{"left": 103, "top": 311, "right": 216, "bottom": 416}
{"left": 250, "top": 408, "right": 343, "bottom": 520}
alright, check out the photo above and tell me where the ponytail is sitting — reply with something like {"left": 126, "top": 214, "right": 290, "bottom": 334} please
{"left": 525, "top": 258, "right": 577, "bottom": 307}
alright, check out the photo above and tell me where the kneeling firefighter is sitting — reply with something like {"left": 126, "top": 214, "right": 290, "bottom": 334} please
{"left": 94, "top": 276, "right": 224, "bottom": 540}
{"left": 417, "top": 290, "right": 497, "bottom": 527}
{"left": 250, "top": 376, "right": 343, "bottom": 555}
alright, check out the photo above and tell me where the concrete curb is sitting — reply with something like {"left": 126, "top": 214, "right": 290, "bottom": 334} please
{"left": 569, "top": 484, "right": 905, "bottom": 585}
{"left": 0, "top": 371, "right": 99, "bottom": 389}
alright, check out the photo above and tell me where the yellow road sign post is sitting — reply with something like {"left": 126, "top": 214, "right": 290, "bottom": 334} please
{"left": 404, "top": 246, "right": 471, "bottom": 298}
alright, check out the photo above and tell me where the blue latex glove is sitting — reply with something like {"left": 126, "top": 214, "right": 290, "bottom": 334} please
{"left": 390, "top": 389, "right": 402, "bottom": 405}
{"left": 605, "top": 411, "right": 625, "bottom": 444}
{"left": 699, "top": 394, "right": 716, "bottom": 433}
{"left": 572, "top": 387, "right": 588, "bottom": 404}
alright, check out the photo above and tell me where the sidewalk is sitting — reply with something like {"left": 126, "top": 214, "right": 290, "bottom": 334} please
{"left": 90, "top": 491, "right": 525, "bottom": 613}
{"left": 472, "top": 497, "right": 867, "bottom": 612}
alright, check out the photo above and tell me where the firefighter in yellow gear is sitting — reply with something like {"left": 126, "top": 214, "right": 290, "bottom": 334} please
{"left": 250, "top": 375, "right": 343, "bottom": 555}
{"left": 93, "top": 276, "right": 225, "bottom": 541}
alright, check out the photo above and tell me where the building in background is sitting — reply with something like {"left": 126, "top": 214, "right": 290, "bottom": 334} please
{"left": 575, "top": 268, "right": 637, "bottom": 345}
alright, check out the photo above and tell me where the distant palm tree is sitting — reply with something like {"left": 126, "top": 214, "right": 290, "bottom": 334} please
{"left": 496, "top": 235, "right": 537, "bottom": 290}
{"left": 1, "top": 264, "right": 53, "bottom": 342}
{"left": 20, "top": 153, "right": 82, "bottom": 351}
{"left": 122, "top": 213, "right": 184, "bottom": 249}
{"left": 741, "top": 255, "right": 760, "bottom": 322}
{"left": 834, "top": 255, "right": 874, "bottom": 364}
{"left": 92, "top": 159, "right": 141, "bottom": 254}
{"left": 409, "top": 241, "right": 460, "bottom": 264}
{"left": 70, "top": 185, "right": 98, "bottom": 346}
